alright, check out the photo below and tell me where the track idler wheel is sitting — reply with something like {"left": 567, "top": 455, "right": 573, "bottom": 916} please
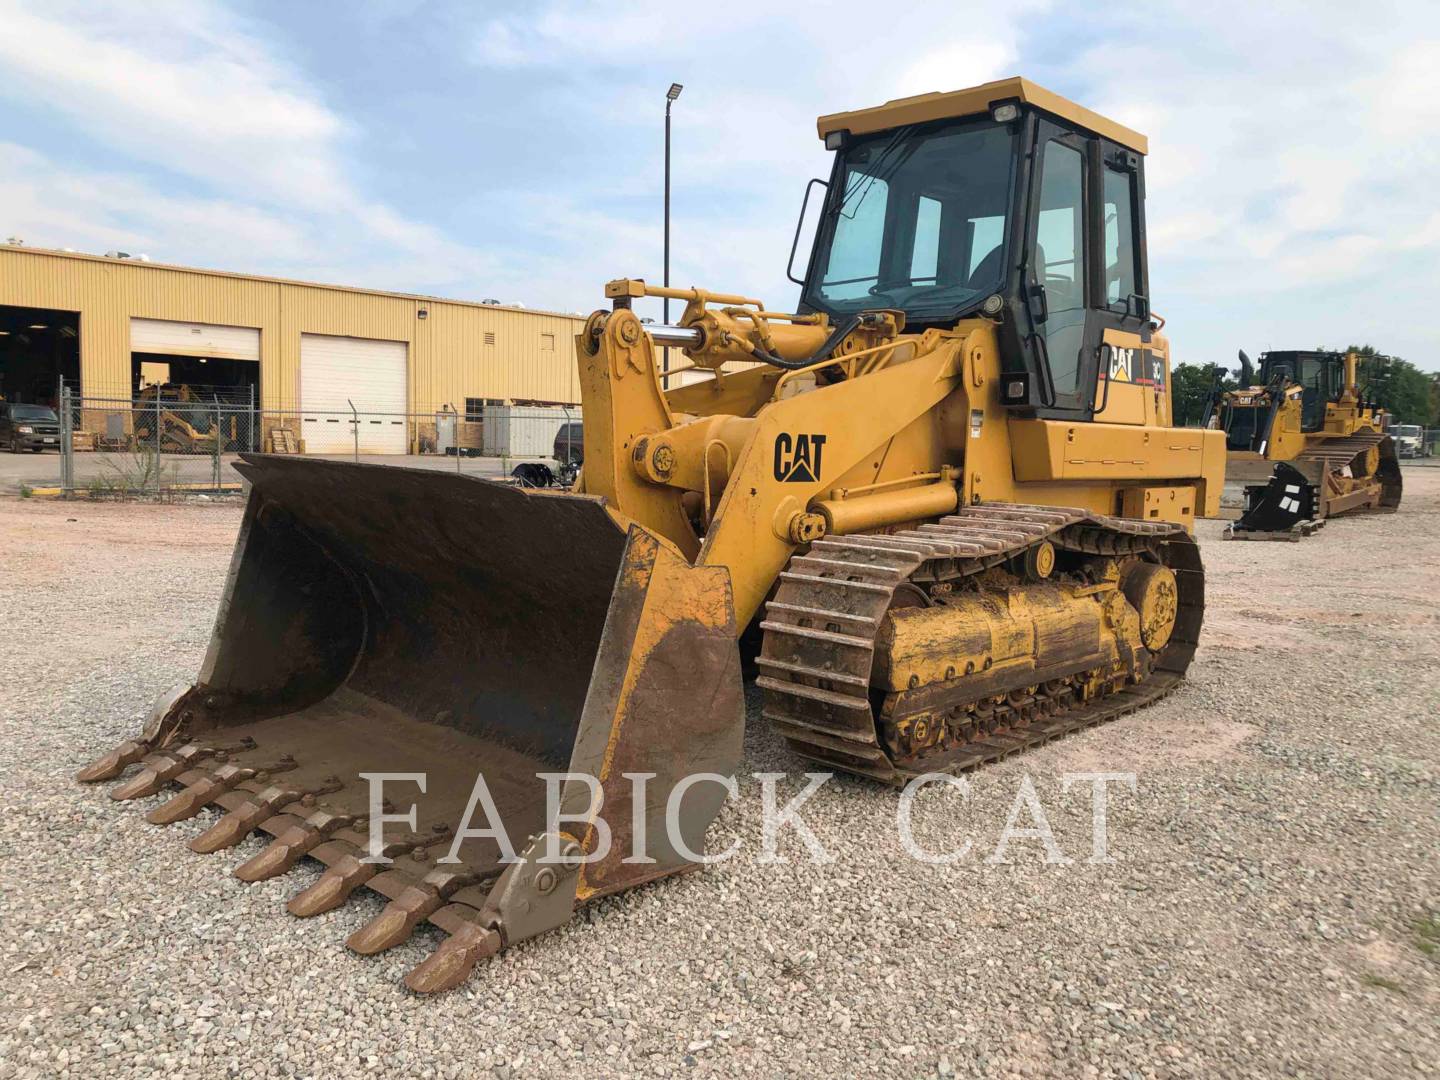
{"left": 1121, "top": 561, "right": 1178, "bottom": 653}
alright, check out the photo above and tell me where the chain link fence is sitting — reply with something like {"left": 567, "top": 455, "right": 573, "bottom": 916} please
{"left": 16, "top": 388, "right": 583, "bottom": 498}
{"left": 13, "top": 383, "right": 1439, "bottom": 497}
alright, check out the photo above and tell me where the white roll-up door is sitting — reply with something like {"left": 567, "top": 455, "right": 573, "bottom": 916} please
{"left": 131, "top": 318, "right": 260, "bottom": 360}
{"left": 300, "top": 334, "right": 408, "bottom": 454}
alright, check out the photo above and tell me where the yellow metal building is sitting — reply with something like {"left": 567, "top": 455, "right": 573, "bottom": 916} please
{"left": 0, "top": 243, "right": 586, "bottom": 453}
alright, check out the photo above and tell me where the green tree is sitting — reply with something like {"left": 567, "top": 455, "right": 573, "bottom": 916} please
{"left": 1171, "top": 361, "right": 1233, "bottom": 427}
{"left": 1348, "top": 345, "right": 1433, "bottom": 425}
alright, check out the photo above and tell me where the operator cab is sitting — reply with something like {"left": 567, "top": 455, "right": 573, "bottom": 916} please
{"left": 1256, "top": 350, "right": 1343, "bottom": 433}
{"left": 1217, "top": 349, "right": 1349, "bottom": 452}
{"left": 802, "top": 77, "right": 1151, "bottom": 420}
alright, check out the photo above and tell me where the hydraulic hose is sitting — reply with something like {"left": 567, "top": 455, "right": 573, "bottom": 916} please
{"left": 745, "top": 314, "right": 862, "bottom": 371}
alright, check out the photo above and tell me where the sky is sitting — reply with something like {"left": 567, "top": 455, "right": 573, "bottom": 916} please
{"left": 1, "top": 0, "right": 1437, "bottom": 370}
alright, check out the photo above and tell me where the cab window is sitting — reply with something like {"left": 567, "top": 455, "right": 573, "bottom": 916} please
{"left": 1032, "top": 139, "right": 1087, "bottom": 396}
{"left": 1102, "top": 166, "right": 1139, "bottom": 307}
{"left": 822, "top": 174, "right": 889, "bottom": 301}
{"left": 908, "top": 195, "right": 942, "bottom": 283}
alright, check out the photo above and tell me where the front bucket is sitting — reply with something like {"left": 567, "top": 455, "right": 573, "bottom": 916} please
{"left": 78, "top": 455, "right": 744, "bottom": 991}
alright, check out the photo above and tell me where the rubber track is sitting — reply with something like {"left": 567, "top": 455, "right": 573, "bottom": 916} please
{"left": 757, "top": 503, "right": 1205, "bottom": 786}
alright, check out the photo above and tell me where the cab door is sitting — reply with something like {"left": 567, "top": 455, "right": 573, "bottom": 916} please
{"left": 1024, "top": 121, "right": 1093, "bottom": 415}
{"left": 1086, "top": 140, "right": 1156, "bottom": 426}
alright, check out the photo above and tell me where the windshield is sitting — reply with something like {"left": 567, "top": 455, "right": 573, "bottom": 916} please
{"left": 803, "top": 119, "right": 1016, "bottom": 321}
{"left": 1261, "top": 357, "right": 1296, "bottom": 384}
{"left": 10, "top": 405, "right": 56, "bottom": 421}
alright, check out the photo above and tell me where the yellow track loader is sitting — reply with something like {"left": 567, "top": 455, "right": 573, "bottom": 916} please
{"left": 80, "top": 77, "right": 1225, "bottom": 992}
{"left": 1210, "top": 349, "right": 1401, "bottom": 538}
{"left": 131, "top": 383, "right": 231, "bottom": 453}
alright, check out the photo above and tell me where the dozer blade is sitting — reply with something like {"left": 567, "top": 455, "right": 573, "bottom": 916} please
{"left": 1230, "top": 462, "right": 1320, "bottom": 537}
{"left": 77, "top": 455, "right": 744, "bottom": 991}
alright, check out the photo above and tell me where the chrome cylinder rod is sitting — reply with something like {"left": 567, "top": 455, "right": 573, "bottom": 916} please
{"left": 646, "top": 324, "right": 703, "bottom": 347}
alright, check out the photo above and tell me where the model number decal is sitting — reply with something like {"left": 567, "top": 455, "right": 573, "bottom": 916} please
{"left": 1103, "top": 345, "right": 1165, "bottom": 387}
{"left": 773, "top": 433, "right": 826, "bottom": 483}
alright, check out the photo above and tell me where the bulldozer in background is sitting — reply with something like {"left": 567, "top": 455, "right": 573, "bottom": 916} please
{"left": 1208, "top": 349, "right": 1401, "bottom": 538}
{"left": 79, "top": 77, "right": 1225, "bottom": 992}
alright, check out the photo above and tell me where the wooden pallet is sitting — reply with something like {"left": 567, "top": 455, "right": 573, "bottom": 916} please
{"left": 1223, "top": 518, "right": 1324, "bottom": 542}
{"left": 268, "top": 428, "right": 300, "bottom": 454}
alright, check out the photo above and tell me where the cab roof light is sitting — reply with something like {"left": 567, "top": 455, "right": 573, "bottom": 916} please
{"left": 990, "top": 100, "right": 1021, "bottom": 123}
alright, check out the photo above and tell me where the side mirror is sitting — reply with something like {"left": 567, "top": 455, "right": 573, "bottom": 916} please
{"left": 786, "top": 178, "right": 828, "bottom": 287}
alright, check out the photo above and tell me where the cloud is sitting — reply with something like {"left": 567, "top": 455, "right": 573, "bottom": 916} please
{"left": 1068, "top": 5, "right": 1440, "bottom": 362}
{"left": 0, "top": 0, "right": 347, "bottom": 211}
{"left": 0, "top": 140, "right": 514, "bottom": 297}
{"left": 0, "top": 142, "right": 304, "bottom": 258}
{"left": 894, "top": 39, "right": 1023, "bottom": 99}
{"left": 0, "top": 0, "right": 1434, "bottom": 366}
{"left": 456, "top": 0, "right": 1046, "bottom": 319}
{"left": 0, "top": 0, "right": 525, "bottom": 302}
{"left": 470, "top": 4, "right": 672, "bottom": 69}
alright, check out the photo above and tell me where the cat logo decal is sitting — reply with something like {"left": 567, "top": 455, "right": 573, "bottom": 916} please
{"left": 773, "top": 433, "right": 827, "bottom": 483}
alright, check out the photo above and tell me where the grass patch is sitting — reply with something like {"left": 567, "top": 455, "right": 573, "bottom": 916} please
{"left": 83, "top": 447, "right": 184, "bottom": 501}
{"left": 1413, "top": 913, "right": 1440, "bottom": 957}
{"left": 1361, "top": 974, "right": 1407, "bottom": 995}
{"left": 19, "top": 483, "right": 32, "bottom": 498}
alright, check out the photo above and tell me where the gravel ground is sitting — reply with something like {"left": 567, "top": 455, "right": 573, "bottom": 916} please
{"left": 2, "top": 472, "right": 1437, "bottom": 1079}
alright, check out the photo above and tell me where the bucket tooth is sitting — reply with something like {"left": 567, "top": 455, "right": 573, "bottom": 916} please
{"left": 287, "top": 853, "right": 379, "bottom": 918}
{"left": 404, "top": 921, "right": 503, "bottom": 994}
{"left": 234, "top": 810, "right": 353, "bottom": 882}
{"left": 145, "top": 763, "right": 252, "bottom": 825}
{"left": 346, "top": 870, "right": 474, "bottom": 956}
{"left": 79, "top": 685, "right": 205, "bottom": 783}
{"left": 188, "top": 785, "right": 297, "bottom": 854}
{"left": 345, "top": 886, "right": 440, "bottom": 955}
{"left": 77, "top": 739, "right": 151, "bottom": 783}
{"left": 284, "top": 825, "right": 450, "bottom": 914}
{"left": 110, "top": 767, "right": 172, "bottom": 802}
{"left": 109, "top": 742, "right": 224, "bottom": 801}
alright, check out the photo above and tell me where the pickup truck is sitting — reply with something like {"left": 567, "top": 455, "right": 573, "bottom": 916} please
{"left": 1391, "top": 424, "right": 1424, "bottom": 459}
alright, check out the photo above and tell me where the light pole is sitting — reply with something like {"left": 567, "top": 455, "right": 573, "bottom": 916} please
{"left": 664, "top": 82, "right": 683, "bottom": 386}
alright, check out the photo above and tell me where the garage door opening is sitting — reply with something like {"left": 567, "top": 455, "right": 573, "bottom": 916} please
{"left": 127, "top": 355, "right": 262, "bottom": 452}
{"left": 0, "top": 305, "right": 79, "bottom": 406}
{"left": 129, "top": 318, "right": 260, "bottom": 403}
{"left": 131, "top": 353, "right": 261, "bottom": 403}
{"left": 128, "top": 318, "right": 262, "bottom": 450}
